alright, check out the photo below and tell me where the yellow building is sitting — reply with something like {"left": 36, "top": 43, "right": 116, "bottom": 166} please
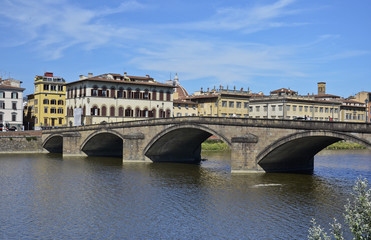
{"left": 27, "top": 72, "right": 66, "bottom": 129}
{"left": 186, "top": 86, "right": 251, "bottom": 117}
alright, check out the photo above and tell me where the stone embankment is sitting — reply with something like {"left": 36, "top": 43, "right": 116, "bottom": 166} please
{"left": 0, "top": 131, "right": 44, "bottom": 153}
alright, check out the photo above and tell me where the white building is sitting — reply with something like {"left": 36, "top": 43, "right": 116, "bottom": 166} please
{"left": 0, "top": 78, "right": 25, "bottom": 130}
{"left": 65, "top": 73, "right": 174, "bottom": 126}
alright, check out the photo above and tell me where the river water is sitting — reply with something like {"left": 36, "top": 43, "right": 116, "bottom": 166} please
{"left": 0, "top": 150, "right": 370, "bottom": 239}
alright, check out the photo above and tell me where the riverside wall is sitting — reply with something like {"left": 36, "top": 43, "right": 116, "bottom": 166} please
{"left": 0, "top": 131, "right": 44, "bottom": 153}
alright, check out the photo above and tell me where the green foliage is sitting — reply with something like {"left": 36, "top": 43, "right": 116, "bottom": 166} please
{"left": 326, "top": 141, "right": 366, "bottom": 150}
{"left": 201, "top": 139, "right": 230, "bottom": 151}
{"left": 308, "top": 178, "right": 371, "bottom": 240}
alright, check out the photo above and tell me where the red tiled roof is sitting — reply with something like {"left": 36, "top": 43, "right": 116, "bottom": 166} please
{"left": 175, "top": 85, "right": 189, "bottom": 98}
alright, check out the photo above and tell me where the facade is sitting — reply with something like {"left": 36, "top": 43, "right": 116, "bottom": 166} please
{"left": 25, "top": 72, "right": 66, "bottom": 129}
{"left": 65, "top": 72, "right": 174, "bottom": 126}
{"left": 249, "top": 95, "right": 341, "bottom": 120}
{"left": 0, "top": 78, "right": 25, "bottom": 130}
{"left": 353, "top": 91, "right": 371, "bottom": 123}
{"left": 340, "top": 99, "right": 367, "bottom": 123}
{"left": 186, "top": 86, "right": 252, "bottom": 117}
{"left": 173, "top": 99, "right": 198, "bottom": 117}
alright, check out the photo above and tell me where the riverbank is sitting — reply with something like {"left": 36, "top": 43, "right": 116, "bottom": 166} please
{"left": 325, "top": 141, "right": 366, "bottom": 150}
{"left": 201, "top": 139, "right": 367, "bottom": 151}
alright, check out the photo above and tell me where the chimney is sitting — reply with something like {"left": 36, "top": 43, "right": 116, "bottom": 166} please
{"left": 79, "top": 75, "right": 84, "bottom": 80}
{"left": 88, "top": 73, "right": 93, "bottom": 78}
{"left": 318, "top": 82, "right": 326, "bottom": 95}
{"left": 124, "top": 72, "right": 127, "bottom": 77}
{"left": 201, "top": 87, "right": 203, "bottom": 93}
{"left": 146, "top": 75, "right": 150, "bottom": 78}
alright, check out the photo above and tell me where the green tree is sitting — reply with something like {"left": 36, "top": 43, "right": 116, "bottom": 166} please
{"left": 308, "top": 178, "right": 371, "bottom": 240}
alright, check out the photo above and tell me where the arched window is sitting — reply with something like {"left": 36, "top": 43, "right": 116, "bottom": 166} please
{"left": 150, "top": 108, "right": 156, "bottom": 118}
{"left": 117, "top": 88, "right": 123, "bottom": 98}
{"left": 159, "top": 109, "right": 165, "bottom": 118}
{"left": 143, "top": 108, "right": 149, "bottom": 117}
{"left": 125, "top": 107, "right": 133, "bottom": 117}
{"left": 91, "top": 106, "right": 99, "bottom": 116}
{"left": 50, "top": 99, "right": 56, "bottom": 105}
{"left": 135, "top": 107, "right": 141, "bottom": 117}
{"left": 110, "top": 106, "right": 115, "bottom": 116}
{"left": 101, "top": 106, "right": 107, "bottom": 116}
{"left": 58, "top": 100, "right": 64, "bottom": 105}
{"left": 43, "top": 99, "right": 49, "bottom": 105}
{"left": 166, "top": 109, "right": 171, "bottom": 118}
{"left": 118, "top": 107, "right": 124, "bottom": 117}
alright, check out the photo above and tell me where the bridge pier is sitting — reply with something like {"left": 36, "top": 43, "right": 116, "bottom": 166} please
{"left": 122, "top": 133, "right": 150, "bottom": 162}
{"left": 62, "top": 132, "right": 86, "bottom": 156}
{"left": 230, "top": 135, "right": 263, "bottom": 173}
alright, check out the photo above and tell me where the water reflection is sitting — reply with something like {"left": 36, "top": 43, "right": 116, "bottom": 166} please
{"left": 0, "top": 150, "right": 369, "bottom": 239}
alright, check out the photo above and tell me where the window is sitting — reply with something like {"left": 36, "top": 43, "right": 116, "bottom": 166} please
{"left": 271, "top": 105, "right": 276, "bottom": 111}
{"left": 110, "top": 106, "right": 115, "bottom": 116}
{"left": 51, "top": 85, "right": 56, "bottom": 91}
{"left": 43, "top": 99, "right": 49, "bottom": 105}
{"left": 236, "top": 102, "right": 241, "bottom": 108}
{"left": 249, "top": 106, "right": 253, "bottom": 112}
{"left": 264, "top": 106, "right": 267, "bottom": 112}
{"left": 287, "top": 105, "right": 290, "bottom": 111}
{"left": 335, "top": 108, "right": 338, "bottom": 114}
{"left": 278, "top": 105, "right": 283, "bottom": 111}
{"left": 185, "top": 104, "right": 189, "bottom": 109}
{"left": 59, "top": 118, "right": 63, "bottom": 124}
{"left": 325, "top": 108, "right": 329, "bottom": 113}
{"left": 11, "top": 92, "right": 18, "bottom": 99}
{"left": 315, "top": 107, "right": 318, "bottom": 112}
{"left": 58, "top": 108, "right": 63, "bottom": 114}
{"left": 58, "top": 100, "right": 63, "bottom": 105}
{"left": 12, "top": 102, "right": 16, "bottom": 110}
{"left": 256, "top": 106, "right": 260, "bottom": 112}
{"left": 12, "top": 113, "right": 16, "bottom": 122}
{"left": 44, "top": 85, "right": 49, "bottom": 91}
{"left": 44, "top": 107, "right": 48, "bottom": 113}
{"left": 51, "top": 99, "right": 56, "bottom": 105}
{"left": 244, "top": 102, "right": 248, "bottom": 109}
{"left": 310, "top": 106, "right": 313, "bottom": 112}
{"left": 0, "top": 101, "right": 4, "bottom": 109}
{"left": 0, "top": 114, "right": 2, "bottom": 121}
{"left": 50, "top": 108, "right": 56, "bottom": 114}
{"left": 0, "top": 92, "right": 4, "bottom": 98}
{"left": 229, "top": 101, "right": 234, "bottom": 108}
{"left": 299, "top": 106, "right": 303, "bottom": 112}
{"left": 35, "top": 107, "right": 38, "bottom": 114}
{"left": 222, "top": 101, "right": 227, "bottom": 107}
{"left": 101, "top": 106, "right": 107, "bottom": 116}
{"left": 293, "top": 105, "right": 297, "bottom": 111}
{"left": 58, "top": 85, "right": 63, "bottom": 91}
{"left": 320, "top": 107, "right": 323, "bottom": 113}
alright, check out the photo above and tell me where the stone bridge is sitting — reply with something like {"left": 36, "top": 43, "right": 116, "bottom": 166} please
{"left": 41, "top": 117, "right": 371, "bottom": 173}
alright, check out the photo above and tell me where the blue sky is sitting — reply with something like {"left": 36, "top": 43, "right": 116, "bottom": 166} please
{"left": 0, "top": 0, "right": 370, "bottom": 98}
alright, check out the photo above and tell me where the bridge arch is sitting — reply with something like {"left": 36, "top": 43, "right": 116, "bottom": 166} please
{"left": 43, "top": 134, "right": 63, "bottom": 153}
{"left": 81, "top": 129, "right": 124, "bottom": 157}
{"left": 257, "top": 130, "right": 371, "bottom": 173}
{"left": 144, "top": 124, "right": 231, "bottom": 163}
